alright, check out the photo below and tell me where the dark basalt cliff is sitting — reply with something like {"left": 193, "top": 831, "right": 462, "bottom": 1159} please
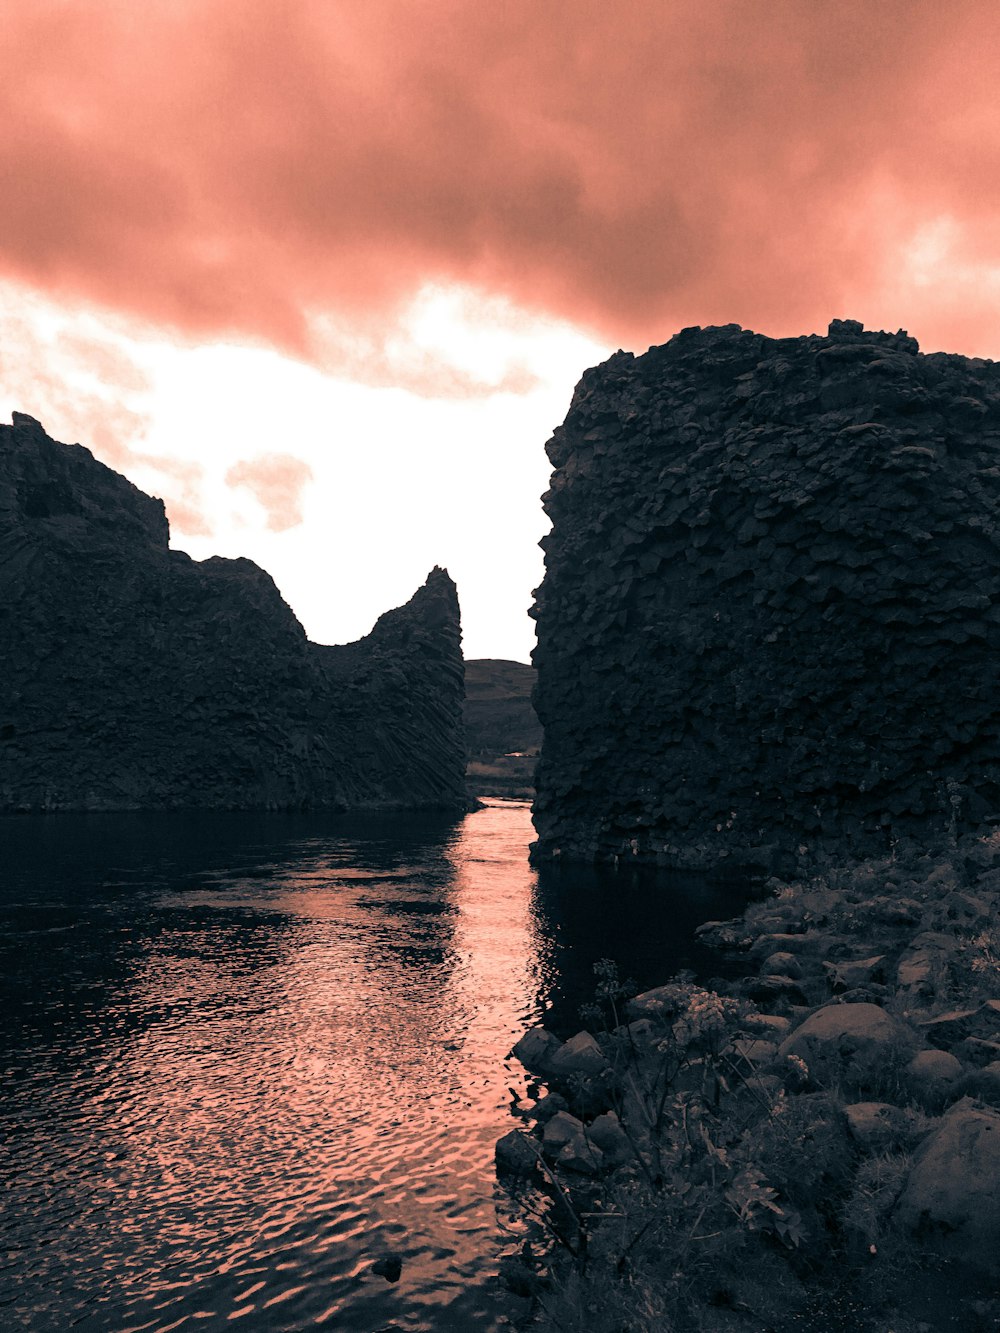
{"left": 532, "top": 320, "right": 1000, "bottom": 870}
{"left": 0, "top": 413, "right": 466, "bottom": 812}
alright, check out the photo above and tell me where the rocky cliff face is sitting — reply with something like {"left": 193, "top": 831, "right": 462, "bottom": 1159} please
{"left": 0, "top": 413, "right": 466, "bottom": 811}
{"left": 532, "top": 320, "right": 1000, "bottom": 870}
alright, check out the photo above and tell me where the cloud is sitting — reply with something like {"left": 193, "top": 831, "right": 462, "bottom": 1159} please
{"left": 0, "top": 293, "right": 211, "bottom": 533}
{"left": 225, "top": 454, "right": 314, "bottom": 531}
{"left": 2, "top": 1, "right": 1000, "bottom": 357}
{"left": 130, "top": 453, "right": 211, "bottom": 537}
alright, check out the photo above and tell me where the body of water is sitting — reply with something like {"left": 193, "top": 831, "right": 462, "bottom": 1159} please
{"left": 0, "top": 799, "right": 748, "bottom": 1331}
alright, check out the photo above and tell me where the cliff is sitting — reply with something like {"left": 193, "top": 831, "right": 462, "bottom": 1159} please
{"left": 0, "top": 412, "right": 466, "bottom": 812}
{"left": 532, "top": 320, "right": 1000, "bottom": 870}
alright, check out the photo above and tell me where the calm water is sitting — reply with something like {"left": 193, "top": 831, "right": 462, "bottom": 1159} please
{"left": 0, "top": 799, "right": 748, "bottom": 1332}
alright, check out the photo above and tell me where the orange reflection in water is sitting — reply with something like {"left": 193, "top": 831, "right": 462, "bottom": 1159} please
{"left": 11, "top": 800, "right": 543, "bottom": 1332}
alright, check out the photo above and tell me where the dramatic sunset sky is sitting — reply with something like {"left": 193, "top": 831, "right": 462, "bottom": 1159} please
{"left": 3, "top": 1, "right": 1000, "bottom": 660}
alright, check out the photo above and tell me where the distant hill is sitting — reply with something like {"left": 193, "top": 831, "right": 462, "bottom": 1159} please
{"left": 464, "top": 658, "right": 540, "bottom": 798}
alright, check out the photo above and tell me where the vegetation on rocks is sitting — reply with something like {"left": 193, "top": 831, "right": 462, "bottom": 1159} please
{"left": 498, "top": 831, "right": 1000, "bottom": 1330}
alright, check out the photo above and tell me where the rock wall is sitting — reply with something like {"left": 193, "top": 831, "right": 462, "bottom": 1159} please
{"left": 0, "top": 413, "right": 466, "bottom": 811}
{"left": 531, "top": 320, "right": 1000, "bottom": 870}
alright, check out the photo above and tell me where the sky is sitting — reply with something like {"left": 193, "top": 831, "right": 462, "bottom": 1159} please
{"left": 3, "top": 1, "right": 1000, "bottom": 661}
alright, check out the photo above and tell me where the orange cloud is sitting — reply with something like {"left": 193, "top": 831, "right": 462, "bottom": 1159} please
{"left": 0, "top": 306, "right": 211, "bottom": 534}
{"left": 226, "top": 454, "right": 314, "bottom": 531}
{"left": 2, "top": 2, "right": 1000, "bottom": 356}
{"left": 134, "top": 454, "right": 212, "bottom": 537}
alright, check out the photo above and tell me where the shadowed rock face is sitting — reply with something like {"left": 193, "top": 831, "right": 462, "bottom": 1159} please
{"left": 0, "top": 413, "right": 466, "bottom": 812}
{"left": 531, "top": 320, "right": 1000, "bottom": 870}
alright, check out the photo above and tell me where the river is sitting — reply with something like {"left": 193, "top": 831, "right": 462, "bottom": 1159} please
{"left": 0, "top": 798, "right": 749, "bottom": 1331}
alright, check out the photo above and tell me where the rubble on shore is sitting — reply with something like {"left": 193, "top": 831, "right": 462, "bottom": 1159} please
{"left": 497, "top": 834, "right": 1000, "bottom": 1330}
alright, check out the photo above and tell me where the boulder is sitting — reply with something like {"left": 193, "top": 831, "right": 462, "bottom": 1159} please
{"left": 919, "top": 1001, "right": 1000, "bottom": 1051}
{"left": 626, "top": 986, "right": 686, "bottom": 1020}
{"left": 557, "top": 1133, "right": 604, "bottom": 1176}
{"left": 541, "top": 1109, "right": 605, "bottom": 1174}
{"left": 542, "top": 1110, "right": 586, "bottom": 1156}
{"left": 954, "top": 1037, "right": 1000, "bottom": 1068}
{"left": 832, "top": 985, "right": 891, "bottom": 1007}
{"left": 747, "top": 932, "right": 826, "bottom": 962}
{"left": 870, "top": 898, "right": 922, "bottom": 927}
{"left": 495, "top": 1130, "right": 538, "bottom": 1177}
{"left": 906, "top": 1049, "right": 964, "bottom": 1110}
{"left": 614, "top": 1017, "right": 657, "bottom": 1047}
{"left": 937, "top": 890, "right": 993, "bottom": 930}
{"left": 823, "top": 955, "right": 886, "bottom": 992}
{"left": 528, "top": 1091, "right": 568, "bottom": 1123}
{"left": 731, "top": 1037, "right": 779, "bottom": 1071}
{"left": 512, "top": 1027, "right": 562, "bottom": 1074}
{"left": 742, "top": 1012, "right": 793, "bottom": 1039}
{"left": 693, "top": 921, "right": 751, "bottom": 951}
{"left": 736, "top": 975, "right": 810, "bottom": 1007}
{"left": 894, "top": 1100, "right": 1000, "bottom": 1272}
{"left": 762, "top": 951, "right": 803, "bottom": 978}
{"left": 896, "top": 932, "right": 957, "bottom": 998}
{"left": 844, "top": 1101, "right": 921, "bottom": 1153}
{"left": 778, "top": 1002, "right": 918, "bottom": 1091}
{"left": 585, "top": 1110, "right": 632, "bottom": 1167}
{"left": 954, "top": 1060, "right": 1000, "bottom": 1108}
{"left": 548, "top": 1030, "right": 609, "bottom": 1079}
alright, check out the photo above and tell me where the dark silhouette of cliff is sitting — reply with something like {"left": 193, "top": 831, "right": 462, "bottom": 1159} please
{"left": 532, "top": 320, "right": 1000, "bottom": 870}
{"left": 0, "top": 413, "right": 466, "bottom": 812}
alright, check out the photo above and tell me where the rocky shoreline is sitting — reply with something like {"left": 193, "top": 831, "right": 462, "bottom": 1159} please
{"left": 497, "top": 834, "right": 1000, "bottom": 1330}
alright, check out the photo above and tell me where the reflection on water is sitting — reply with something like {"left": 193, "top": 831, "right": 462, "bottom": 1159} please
{"left": 531, "top": 861, "right": 753, "bottom": 1033}
{"left": 0, "top": 800, "right": 748, "bottom": 1332}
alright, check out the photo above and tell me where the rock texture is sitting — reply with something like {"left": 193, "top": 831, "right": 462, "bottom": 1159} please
{"left": 532, "top": 319, "right": 1000, "bottom": 868}
{"left": 894, "top": 1099, "right": 1000, "bottom": 1272}
{"left": 0, "top": 413, "right": 466, "bottom": 811}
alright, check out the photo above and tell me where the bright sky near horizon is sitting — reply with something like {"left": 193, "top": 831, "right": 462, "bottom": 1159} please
{"left": 4, "top": 1, "right": 1000, "bottom": 661}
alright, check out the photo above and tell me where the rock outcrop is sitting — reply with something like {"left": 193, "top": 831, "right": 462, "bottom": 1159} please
{"left": 0, "top": 413, "right": 466, "bottom": 811}
{"left": 532, "top": 319, "right": 1000, "bottom": 869}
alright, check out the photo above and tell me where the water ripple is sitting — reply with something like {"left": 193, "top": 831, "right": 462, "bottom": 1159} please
{"left": 0, "top": 800, "right": 751, "bottom": 1331}
{"left": 0, "top": 802, "right": 545, "bottom": 1332}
